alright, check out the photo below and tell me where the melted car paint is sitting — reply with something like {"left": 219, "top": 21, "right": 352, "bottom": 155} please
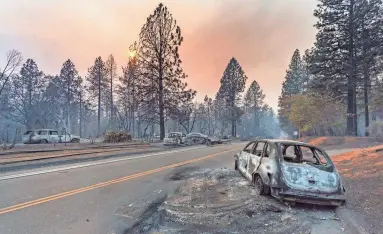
{"left": 281, "top": 162, "right": 339, "bottom": 193}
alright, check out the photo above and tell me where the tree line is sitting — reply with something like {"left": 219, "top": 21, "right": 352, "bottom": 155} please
{"left": 279, "top": 0, "right": 383, "bottom": 137}
{"left": 0, "top": 3, "right": 279, "bottom": 142}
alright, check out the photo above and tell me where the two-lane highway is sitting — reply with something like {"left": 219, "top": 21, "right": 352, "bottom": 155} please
{"left": 0, "top": 143, "right": 244, "bottom": 234}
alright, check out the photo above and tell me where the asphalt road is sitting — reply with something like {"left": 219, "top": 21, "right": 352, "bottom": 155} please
{"left": 0, "top": 143, "right": 245, "bottom": 234}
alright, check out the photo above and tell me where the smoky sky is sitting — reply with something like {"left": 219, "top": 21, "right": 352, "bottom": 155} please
{"left": 181, "top": 0, "right": 317, "bottom": 109}
{"left": 0, "top": 0, "right": 317, "bottom": 110}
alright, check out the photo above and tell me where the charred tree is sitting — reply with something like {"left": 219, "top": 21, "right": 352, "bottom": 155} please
{"left": 133, "top": 3, "right": 196, "bottom": 140}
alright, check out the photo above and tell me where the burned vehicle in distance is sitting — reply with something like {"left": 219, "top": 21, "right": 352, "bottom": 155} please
{"left": 234, "top": 139, "right": 346, "bottom": 206}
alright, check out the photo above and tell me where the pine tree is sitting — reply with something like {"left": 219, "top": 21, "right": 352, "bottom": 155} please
{"left": 86, "top": 56, "right": 108, "bottom": 136}
{"left": 356, "top": 0, "right": 383, "bottom": 136}
{"left": 203, "top": 95, "right": 214, "bottom": 135}
{"left": 309, "top": 0, "right": 383, "bottom": 136}
{"left": 59, "top": 59, "right": 82, "bottom": 133}
{"left": 216, "top": 58, "right": 247, "bottom": 137}
{"left": 133, "top": 3, "right": 196, "bottom": 140}
{"left": 44, "top": 75, "right": 62, "bottom": 129}
{"left": 278, "top": 49, "right": 304, "bottom": 135}
{"left": 105, "top": 54, "right": 118, "bottom": 130}
{"left": 244, "top": 80, "right": 265, "bottom": 133}
{"left": 117, "top": 56, "right": 140, "bottom": 133}
{"left": 311, "top": 0, "right": 367, "bottom": 136}
{"left": 302, "top": 49, "right": 313, "bottom": 93}
{"left": 7, "top": 59, "right": 45, "bottom": 128}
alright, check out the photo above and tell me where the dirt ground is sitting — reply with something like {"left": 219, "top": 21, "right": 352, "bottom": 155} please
{"left": 124, "top": 168, "right": 350, "bottom": 234}
{"left": 298, "top": 136, "right": 382, "bottom": 149}
{"left": 332, "top": 146, "right": 383, "bottom": 234}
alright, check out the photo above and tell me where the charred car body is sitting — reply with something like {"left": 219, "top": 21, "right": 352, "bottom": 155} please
{"left": 234, "top": 139, "right": 346, "bottom": 206}
{"left": 185, "top": 132, "right": 227, "bottom": 145}
{"left": 163, "top": 132, "right": 186, "bottom": 146}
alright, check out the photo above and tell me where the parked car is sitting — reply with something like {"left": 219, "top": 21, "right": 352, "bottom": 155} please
{"left": 234, "top": 139, "right": 346, "bottom": 206}
{"left": 186, "top": 132, "right": 209, "bottom": 144}
{"left": 22, "top": 129, "right": 81, "bottom": 144}
{"left": 163, "top": 132, "right": 186, "bottom": 146}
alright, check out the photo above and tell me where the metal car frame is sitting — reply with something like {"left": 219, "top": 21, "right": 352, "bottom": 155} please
{"left": 234, "top": 139, "right": 346, "bottom": 206}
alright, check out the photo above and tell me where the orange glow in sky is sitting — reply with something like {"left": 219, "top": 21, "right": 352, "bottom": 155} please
{"left": 0, "top": 0, "right": 317, "bottom": 110}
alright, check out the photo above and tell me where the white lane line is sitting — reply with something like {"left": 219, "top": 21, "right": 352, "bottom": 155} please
{"left": 0, "top": 146, "right": 208, "bottom": 181}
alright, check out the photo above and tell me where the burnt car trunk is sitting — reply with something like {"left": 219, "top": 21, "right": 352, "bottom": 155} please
{"left": 273, "top": 144, "right": 346, "bottom": 206}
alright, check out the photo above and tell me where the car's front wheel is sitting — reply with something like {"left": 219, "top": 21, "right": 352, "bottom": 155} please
{"left": 40, "top": 139, "right": 48, "bottom": 144}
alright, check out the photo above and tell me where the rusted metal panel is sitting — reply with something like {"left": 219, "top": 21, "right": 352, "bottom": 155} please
{"left": 281, "top": 163, "right": 339, "bottom": 193}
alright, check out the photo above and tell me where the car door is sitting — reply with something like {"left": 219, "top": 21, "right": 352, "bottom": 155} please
{"left": 181, "top": 133, "right": 186, "bottom": 143}
{"left": 246, "top": 141, "right": 265, "bottom": 177}
{"left": 58, "top": 130, "right": 71, "bottom": 143}
{"left": 238, "top": 141, "right": 257, "bottom": 175}
{"left": 38, "top": 130, "right": 48, "bottom": 142}
{"left": 256, "top": 143, "right": 275, "bottom": 186}
{"left": 49, "top": 131, "right": 59, "bottom": 143}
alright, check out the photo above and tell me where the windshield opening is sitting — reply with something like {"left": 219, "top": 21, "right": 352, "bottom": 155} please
{"left": 281, "top": 144, "right": 330, "bottom": 166}
{"left": 167, "top": 133, "right": 179, "bottom": 138}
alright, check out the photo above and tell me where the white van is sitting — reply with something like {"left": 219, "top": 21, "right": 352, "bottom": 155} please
{"left": 22, "top": 129, "right": 80, "bottom": 144}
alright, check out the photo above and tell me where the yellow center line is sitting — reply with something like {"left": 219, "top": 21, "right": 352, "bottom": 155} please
{"left": 0, "top": 147, "right": 240, "bottom": 216}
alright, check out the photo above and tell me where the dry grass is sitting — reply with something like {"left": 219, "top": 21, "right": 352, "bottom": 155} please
{"left": 332, "top": 145, "right": 383, "bottom": 179}
{"left": 332, "top": 145, "right": 383, "bottom": 233}
{"left": 298, "top": 136, "right": 380, "bottom": 148}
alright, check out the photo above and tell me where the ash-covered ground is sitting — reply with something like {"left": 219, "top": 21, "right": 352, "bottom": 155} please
{"left": 123, "top": 168, "right": 347, "bottom": 234}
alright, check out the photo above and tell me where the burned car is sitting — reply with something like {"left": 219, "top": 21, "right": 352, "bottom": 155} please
{"left": 234, "top": 139, "right": 346, "bottom": 206}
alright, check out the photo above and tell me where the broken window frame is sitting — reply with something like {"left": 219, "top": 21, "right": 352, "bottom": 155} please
{"left": 243, "top": 141, "right": 256, "bottom": 153}
{"left": 253, "top": 141, "right": 265, "bottom": 157}
{"left": 279, "top": 143, "right": 334, "bottom": 171}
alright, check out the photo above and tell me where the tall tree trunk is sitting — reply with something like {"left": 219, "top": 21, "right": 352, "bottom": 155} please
{"left": 132, "top": 74, "right": 135, "bottom": 137}
{"left": 79, "top": 92, "right": 82, "bottom": 138}
{"left": 231, "top": 120, "right": 235, "bottom": 137}
{"left": 346, "top": 0, "right": 357, "bottom": 136}
{"left": 110, "top": 71, "right": 113, "bottom": 131}
{"left": 97, "top": 67, "right": 101, "bottom": 137}
{"left": 28, "top": 79, "right": 32, "bottom": 129}
{"left": 159, "top": 96, "right": 165, "bottom": 140}
{"left": 207, "top": 104, "right": 211, "bottom": 136}
{"left": 364, "top": 82, "right": 369, "bottom": 136}
{"left": 67, "top": 79, "right": 71, "bottom": 134}
{"left": 158, "top": 26, "right": 165, "bottom": 141}
{"left": 362, "top": 20, "right": 370, "bottom": 136}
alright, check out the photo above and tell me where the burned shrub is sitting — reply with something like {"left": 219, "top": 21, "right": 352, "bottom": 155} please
{"left": 103, "top": 131, "right": 132, "bottom": 143}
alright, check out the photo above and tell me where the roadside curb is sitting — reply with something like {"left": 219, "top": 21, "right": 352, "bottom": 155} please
{"left": 0, "top": 143, "right": 150, "bottom": 156}
{"left": 0, "top": 145, "right": 150, "bottom": 165}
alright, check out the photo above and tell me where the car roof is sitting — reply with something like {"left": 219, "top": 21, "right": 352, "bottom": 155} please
{"left": 253, "top": 139, "right": 316, "bottom": 148}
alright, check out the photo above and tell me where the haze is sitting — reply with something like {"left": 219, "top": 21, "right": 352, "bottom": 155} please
{"left": 0, "top": 0, "right": 317, "bottom": 110}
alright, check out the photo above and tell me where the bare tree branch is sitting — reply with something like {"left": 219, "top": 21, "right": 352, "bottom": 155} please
{"left": 0, "top": 50, "right": 23, "bottom": 95}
